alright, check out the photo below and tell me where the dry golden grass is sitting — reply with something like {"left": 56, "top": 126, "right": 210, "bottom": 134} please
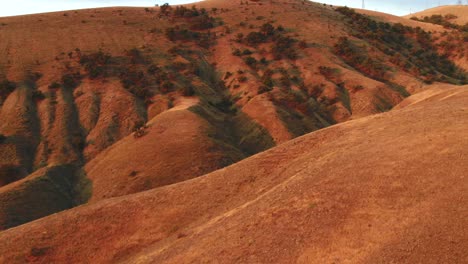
{"left": 0, "top": 1, "right": 467, "bottom": 256}
{"left": 0, "top": 84, "right": 466, "bottom": 263}
{"left": 404, "top": 5, "right": 468, "bottom": 25}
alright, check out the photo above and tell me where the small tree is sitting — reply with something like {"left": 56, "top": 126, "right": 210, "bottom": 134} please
{"left": 244, "top": 56, "right": 258, "bottom": 68}
{"left": 260, "top": 23, "right": 275, "bottom": 36}
{"left": 159, "top": 3, "right": 171, "bottom": 17}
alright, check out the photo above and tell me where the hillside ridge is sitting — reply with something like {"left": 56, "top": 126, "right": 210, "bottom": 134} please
{"left": 0, "top": 0, "right": 467, "bottom": 247}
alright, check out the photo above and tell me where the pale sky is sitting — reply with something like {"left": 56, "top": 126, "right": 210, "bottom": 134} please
{"left": 0, "top": 0, "right": 465, "bottom": 17}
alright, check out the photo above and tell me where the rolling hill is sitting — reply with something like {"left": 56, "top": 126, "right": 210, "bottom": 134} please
{"left": 0, "top": 84, "right": 467, "bottom": 263}
{"left": 0, "top": 0, "right": 467, "bottom": 262}
{"left": 405, "top": 5, "right": 468, "bottom": 25}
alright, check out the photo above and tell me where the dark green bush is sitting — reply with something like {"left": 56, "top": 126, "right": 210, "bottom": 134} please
{"left": 244, "top": 56, "right": 258, "bottom": 68}
{"left": 79, "top": 51, "right": 111, "bottom": 79}
{"left": 48, "top": 82, "right": 61, "bottom": 90}
{"left": 246, "top": 31, "right": 267, "bottom": 45}
{"left": 260, "top": 23, "right": 275, "bottom": 36}
{"left": 232, "top": 49, "right": 241, "bottom": 56}
{"left": 238, "top": 76, "right": 248, "bottom": 83}
{"left": 32, "top": 90, "right": 46, "bottom": 101}
{"left": 61, "top": 72, "right": 81, "bottom": 89}
{"left": 272, "top": 36, "right": 297, "bottom": 60}
{"left": 165, "top": 27, "right": 215, "bottom": 48}
{"left": 224, "top": 71, "right": 233, "bottom": 79}
{"left": 334, "top": 37, "right": 388, "bottom": 81}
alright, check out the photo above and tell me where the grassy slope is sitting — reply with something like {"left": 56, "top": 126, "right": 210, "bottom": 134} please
{"left": 85, "top": 100, "right": 246, "bottom": 202}
{"left": 404, "top": 5, "right": 468, "bottom": 25}
{"left": 0, "top": 0, "right": 467, "bottom": 230}
{"left": 0, "top": 85, "right": 466, "bottom": 263}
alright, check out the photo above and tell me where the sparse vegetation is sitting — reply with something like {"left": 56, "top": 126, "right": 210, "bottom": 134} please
{"left": 244, "top": 56, "right": 258, "bottom": 68}
{"left": 238, "top": 23, "right": 299, "bottom": 60}
{"left": 165, "top": 27, "right": 215, "bottom": 48}
{"left": 61, "top": 72, "right": 82, "bottom": 89}
{"left": 32, "top": 90, "right": 46, "bottom": 101}
{"left": 48, "top": 82, "right": 61, "bottom": 90}
{"left": 79, "top": 50, "right": 111, "bottom": 79}
{"left": 411, "top": 14, "right": 468, "bottom": 32}
{"left": 164, "top": 5, "right": 220, "bottom": 48}
{"left": 272, "top": 35, "right": 297, "bottom": 60}
{"left": 334, "top": 37, "right": 389, "bottom": 81}
{"left": 335, "top": 6, "right": 467, "bottom": 84}
{"left": 318, "top": 66, "right": 341, "bottom": 80}
{"left": 30, "top": 247, "right": 49, "bottom": 257}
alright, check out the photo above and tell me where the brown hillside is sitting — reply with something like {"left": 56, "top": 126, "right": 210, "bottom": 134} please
{"left": 404, "top": 5, "right": 468, "bottom": 25}
{"left": 0, "top": 84, "right": 466, "bottom": 263}
{"left": 0, "top": 0, "right": 467, "bottom": 230}
{"left": 359, "top": 9, "right": 444, "bottom": 31}
{"left": 85, "top": 97, "right": 245, "bottom": 202}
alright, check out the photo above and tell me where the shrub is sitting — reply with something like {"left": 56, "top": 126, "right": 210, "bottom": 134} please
{"left": 319, "top": 66, "right": 341, "bottom": 79}
{"left": 238, "top": 76, "right": 248, "bottom": 83}
{"left": 159, "top": 3, "right": 171, "bottom": 17}
{"left": 242, "top": 49, "right": 253, "bottom": 55}
{"left": 173, "top": 6, "right": 199, "bottom": 18}
{"left": 260, "top": 23, "right": 275, "bottom": 36}
{"left": 79, "top": 51, "right": 111, "bottom": 79}
{"left": 244, "top": 56, "right": 258, "bottom": 68}
{"left": 32, "top": 90, "right": 46, "bottom": 101}
{"left": 120, "top": 69, "right": 154, "bottom": 100}
{"left": 128, "top": 48, "right": 145, "bottom": 64}
{"left": 171, "top": 6, "right": 216, "bottom": 30}
{"left": 224, "top": 71, "right": 233, "bottom": 79}
{"left": 272, "top": 36, "right": 297, "bottom": 60}
{"left": 232, "top": 48, "right": 241, "bottom": 56}
{"left": 258, "top": 85, "right": 272, "bottom": 94}
{"left": 165, "top": 27, "right": 214, "bottom": 48}
{"left": 48, "top": 82, "right": 61, "bottom": 90}
{"left": 61, "top": 72, "right": 81, "bottom": 89}
{"left": 189, "top": 14, "right": 215, "bottom": 30}
{"left": 235, "top": 33, "right": 244, "bottom": 42}
{"left": 246, "top": 31, "right": 267, "bottom": 45}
